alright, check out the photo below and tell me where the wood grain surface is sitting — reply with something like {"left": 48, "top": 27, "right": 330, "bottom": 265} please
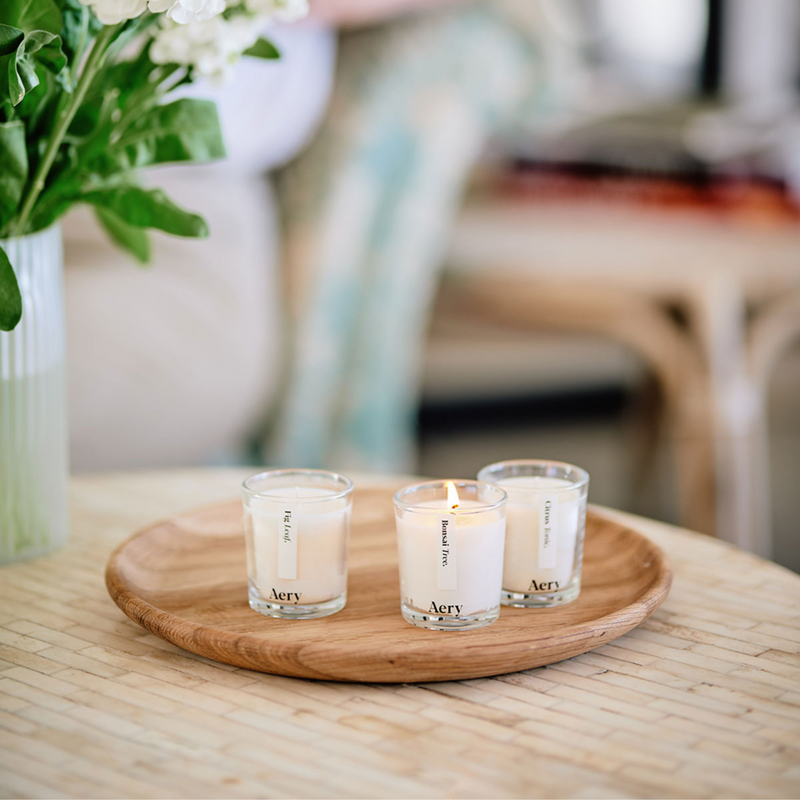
{"left": 1, "top": 469, "right": 799, "bottom": 799}
{"left": 105, "top": 487, "right": 671, "bottom": 683}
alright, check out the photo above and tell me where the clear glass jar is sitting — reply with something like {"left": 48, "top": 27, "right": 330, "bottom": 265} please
{"left": 0, "top": 225, "right": 68, "bottom": 563}
{"left": 478, "top": 460, "right": 589, "bottom": 608}
{"left": 242, "top": 469, "right": 353, "bottom": 619}
{"left": 393, "top": 479, "right": 507, "bottom": 630}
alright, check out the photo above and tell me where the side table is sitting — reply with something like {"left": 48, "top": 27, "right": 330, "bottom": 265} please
{"left": 0, "top": 469, "right": 798, "bottom": 798}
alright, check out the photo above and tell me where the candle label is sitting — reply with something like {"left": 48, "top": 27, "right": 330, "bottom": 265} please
{"left": 278, "top": 507, "right": 298, "bottom": 580}
{"left": 538, "top": 496, "right": 558, "bottom": 569}
{"left": 437, "top": 515, "right": 457, "bottom": 590}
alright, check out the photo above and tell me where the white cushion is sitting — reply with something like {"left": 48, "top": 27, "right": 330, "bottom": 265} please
{"left": 64, "top": 168, "right": 282, "bottom": 470}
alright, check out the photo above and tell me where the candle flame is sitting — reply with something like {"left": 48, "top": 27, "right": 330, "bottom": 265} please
{"left": 446, "top": 481, "right": 460, "bottom": 510}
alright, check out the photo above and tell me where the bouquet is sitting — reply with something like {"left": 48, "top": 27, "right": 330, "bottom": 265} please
{"left": 0, "top": 0, "right": 308, "bottom": 331}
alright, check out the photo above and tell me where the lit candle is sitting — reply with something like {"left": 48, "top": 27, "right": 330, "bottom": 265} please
{"left": 478, "top": 460, "right": 589, "bottom": 608}
{"left": 242, "top": 469, "right": 353, "bottom": 618}
{"left": 394, "top": 480, "right": 507, "bottom": 630}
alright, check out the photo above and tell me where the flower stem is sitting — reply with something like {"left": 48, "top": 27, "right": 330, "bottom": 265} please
{"left": 14, "top": 24, "right": 119, "bottom": 236}
{"left": 70, "top": 6, "right": 90, "bottom": 83}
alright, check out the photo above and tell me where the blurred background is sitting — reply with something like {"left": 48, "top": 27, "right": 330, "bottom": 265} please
{"left": 63, "top": 0, "right": 800, "bottom": 571}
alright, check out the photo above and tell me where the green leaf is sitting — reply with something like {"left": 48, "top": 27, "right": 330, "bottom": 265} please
{"left": 0, "top": 120, "right": 27, "bottom": 229}
{"left": 0, "top": 25, "right": 25, "bottom": 56}
{"left": 98, "top": 98, "right": 225, "bottom": 171}
{"left": 3, "top": 0, "right": 62, "bottom": 36}
{"left": 58, "top": 0, "right": 101, "bottom": 62}
{"left": 26, "top": 169, "right": 81, "bottom": 233}
{"left": 16, "top": 65, "right": 58, "bottom": 137}
{"left": 8, "top": 31, "right": 67, "bottom": 106}
{"left": 0, "top": 245, "right": 22, "bottom": 331}
{"left": 31, "top": 32, "right": 67, "bottom": 72}
{"left": 243, "top": 38, "right": 280, "bottom": 60}
{"left": 95, "top": 206, "right": 151, "bottom": 263}
{"left": 71, "top": 47, "right": 158, "bottom": 144}
{"left": 82, "top": 185, "right": 209, "bottom": 238}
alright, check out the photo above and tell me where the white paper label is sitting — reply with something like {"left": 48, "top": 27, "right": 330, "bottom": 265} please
{"left": 539, "top": 496, "right": 558, "bottom": 570}
{"left": 278, "top": 506, "right": 298, "bottom": 580}
{"left": 437, "top": 515, "right": 457, "bottom": 590}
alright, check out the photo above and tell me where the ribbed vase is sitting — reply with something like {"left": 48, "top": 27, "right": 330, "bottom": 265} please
{"left": 0, "top": 224, "right": 69, "bottom": 563}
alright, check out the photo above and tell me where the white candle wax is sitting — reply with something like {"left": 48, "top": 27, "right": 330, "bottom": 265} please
{"left": 498, "top": 476, "right": 581, "bottom": 594}
{"left": 245, "top": 486, "right": 350, "bottom": 605}
{"left": 396, "top": 499, "right": 505, "bottom": 618}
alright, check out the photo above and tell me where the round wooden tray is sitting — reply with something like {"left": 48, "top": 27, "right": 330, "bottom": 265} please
{"left": 106, "top": 486, "right": 671, "bottom": 683}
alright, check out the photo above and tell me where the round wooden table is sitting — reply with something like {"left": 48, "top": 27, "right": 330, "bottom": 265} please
{"left": 1, "top": 470, "right": 799, "bottom": 799}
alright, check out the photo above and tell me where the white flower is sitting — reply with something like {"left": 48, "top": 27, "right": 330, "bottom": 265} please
{"left": 147, "top": 0, "right": 226, "bottom": 24}
{"left": 244, "top": 0, "right": 308, "bottom": 23}
{"left": 79, "top": 0, "right": 226, "bottom": 24}
{"left": 151, "top": 15, "right": 262, "bottom": 82}
{"left": 79, "top": 0, "right": 147, "bottom": 25}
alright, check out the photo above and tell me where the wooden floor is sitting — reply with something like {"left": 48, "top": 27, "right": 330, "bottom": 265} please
{"left": 1, "top": 469, "right": 799, "bottom": 799}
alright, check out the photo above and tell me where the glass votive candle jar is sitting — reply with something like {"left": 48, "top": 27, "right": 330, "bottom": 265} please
{"left": 477, "top": 460, "right": 589, "bottom": 608}
{"left": 242, "top": 469, "right": 353, "bottom": 619}
{"left": 393, "top": 480, "right": 507, "bottom": 631}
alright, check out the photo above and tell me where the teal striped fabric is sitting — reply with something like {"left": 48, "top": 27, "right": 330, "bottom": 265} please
{"left": 270, "top": 3, "right": 542, "bottom": 472}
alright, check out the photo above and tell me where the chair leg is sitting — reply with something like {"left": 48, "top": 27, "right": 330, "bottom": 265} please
{"left": 685, "top": 274, "right": 773, "bottom": 554}
{"left": 440, "top": 273, "right": 718, "bottom": 536}
{"left": 742, "top": 289, "right": 800, "bottom": 557}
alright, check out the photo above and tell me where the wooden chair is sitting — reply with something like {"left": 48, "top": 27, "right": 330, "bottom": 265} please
{"left": 438, "top": 198, "right": 800, "bottom": 555}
